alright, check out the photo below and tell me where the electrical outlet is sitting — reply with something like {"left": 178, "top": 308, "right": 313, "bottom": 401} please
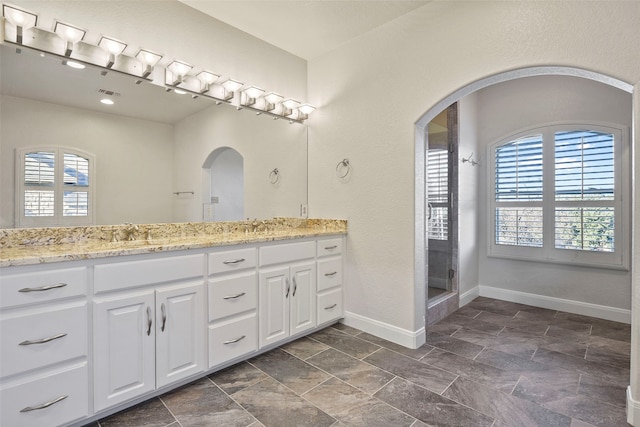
{"left": 300, "top": 203, "right": 308, "bottom": 218}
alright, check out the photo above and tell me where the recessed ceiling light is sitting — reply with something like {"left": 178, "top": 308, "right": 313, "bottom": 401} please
{"left": 100, "top": 98, "right": 114, "bottom": 105}
{"left": 66, "top": 60, "right": 85, "bottom": 69}
{"left": 174, "top": 88, "right": 187, "bottom": 95}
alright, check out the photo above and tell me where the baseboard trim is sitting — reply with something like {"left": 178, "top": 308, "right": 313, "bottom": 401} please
{"left": 479, "top": 285, "right": 631, "bottom": 324}
{"left": 341, "top": 311, "right": 426, "bottom": 349}
{"left": 460, "top": 286, "right": 480, "bottom": 307}
{"left": 628, "top": 386, "right": 640, "bottom": 426}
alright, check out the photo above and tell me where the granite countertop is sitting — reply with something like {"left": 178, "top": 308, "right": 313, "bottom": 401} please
{"left": 0, "top": 218, "right": 347, "bottom": 267}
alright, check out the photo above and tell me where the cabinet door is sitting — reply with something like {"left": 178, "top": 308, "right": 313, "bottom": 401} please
{"left": 259, "top": 267, "right": 289, "bottom": 348}
{"left": 93, "top": 290, "right": 155, "bottom": 412}
{"left": 156, "top": 282, "right": 205, "bottom": 389}
{"left": 290, "top": 261, "right": 316, "bottom": 336}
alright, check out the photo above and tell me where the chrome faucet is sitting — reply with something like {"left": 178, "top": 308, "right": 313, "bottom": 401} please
{"left": 123, "top": 223, "right": 139, "bottom": 241}
{"left": 251, "top": 219, "right": 268, "bottom": 233}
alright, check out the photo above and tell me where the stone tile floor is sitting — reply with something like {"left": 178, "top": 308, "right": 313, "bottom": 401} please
{"left": 90, "top": 297, "right": 631, "bottom": 426}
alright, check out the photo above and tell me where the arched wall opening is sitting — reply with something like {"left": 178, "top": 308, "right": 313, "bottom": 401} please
{"left": 414, "top": 66, "right": 634, "bottom": 335}
{"left": 202, "top": 146, "right": 244, "bottom": 221}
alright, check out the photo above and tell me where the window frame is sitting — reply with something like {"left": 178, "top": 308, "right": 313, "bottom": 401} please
{"left": 488, "top": 122, "right": 629, "bottom": 270}
{"left": 16, "top": 146, "right": 96, "bottom": 227}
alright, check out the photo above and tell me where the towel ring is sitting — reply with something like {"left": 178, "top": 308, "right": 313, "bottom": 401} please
{"left": 336, "top": 159, "right": 351, "bottom": 179}
{"left": 269, "top": 168, "right": 280, "bottom": 184}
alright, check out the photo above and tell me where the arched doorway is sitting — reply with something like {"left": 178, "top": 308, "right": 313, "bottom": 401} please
{"left": 202, "top": 147, "right": 244, "bottom": 221}
{"left": 414, "top": 67, "right": 633, "bottom": 326}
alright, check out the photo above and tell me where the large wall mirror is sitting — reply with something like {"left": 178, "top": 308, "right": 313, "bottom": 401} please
{"left": 0, "top": 44, "right": 308, "bottom": 228}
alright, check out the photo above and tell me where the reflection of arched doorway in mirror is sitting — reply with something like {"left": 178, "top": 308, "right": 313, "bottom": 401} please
{"left": 202, "top": 147, "right": 244, "bottom": 221}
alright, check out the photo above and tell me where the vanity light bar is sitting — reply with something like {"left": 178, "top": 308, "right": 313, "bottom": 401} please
{"left": 2, "top": 4, "right": 37, "bottom": 44}
{"left": 53, "top": 21, "right": 86, "bottom": 57}
{"left": 136, "top": 48, "right": 163, "bottom": 79}
{"left": 0, "top": 3, "right": 316, "bottom": 122}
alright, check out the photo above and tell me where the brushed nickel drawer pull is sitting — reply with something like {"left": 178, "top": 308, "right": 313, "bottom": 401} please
{"left": 161, "top": 303, "right": 167, "bottom": 332}
{"left": 285, "top": 278, "right": 290, "bottom": 298}
{"left": 292, "top": 277, "right": 297, "bottom": 297}
{"left": 20, "top": 395, "right": 68, "bottom": 412}
{"left": 324, "top": 271, "right": 338, "bottom": 277}
{"left": 223, "top": 335, "right": 246, "bottom": 344}
{"left": 19, "top": 333, "right": 67, "bottom": 346}
{"left": 325, "top": 304, "right": 338, "bottom": 310}
{"left": 324, "top": 245, "right": 338, "bottom": 250}
{"left": 146, "top": 306, "right": 153, "bottom": 336}
{"left": 18, "top": 283, "right": 67, "bottom": 293}
{"left": 223, "top": 292, "right": 246, "bottom": 300}
{"left": 223, "top": 258, "right": 246, "bottom": 265}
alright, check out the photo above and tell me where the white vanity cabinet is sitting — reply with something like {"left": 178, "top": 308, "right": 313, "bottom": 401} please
{"left": 0, "top": 231, "right": 346, "bottom": 427}
{"left": 259, "top": 241, "right": 317, "bottom": 348}
{"left": 93, "top": 254, "right": 205, "bottom": 412}
{"left": 207, "top": 247, "right": 258, "bottom": 368}
{"left": 316, "top": 238, "right": 345, "bottom": 325}
{"left": 0, "top": 266, "right": 89, "bottom": 427}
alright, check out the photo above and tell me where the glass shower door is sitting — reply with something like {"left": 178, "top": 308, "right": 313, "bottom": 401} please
{"left": 426, "top": 103, "right": 457, "bottom": 304}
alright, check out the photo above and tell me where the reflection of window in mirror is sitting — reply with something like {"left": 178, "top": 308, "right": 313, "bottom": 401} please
{"left": 16, "top": 147, "right": 95, "bottom": 227}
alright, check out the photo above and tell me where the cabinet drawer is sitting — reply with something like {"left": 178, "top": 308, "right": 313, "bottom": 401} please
{"left": 208, "top": 247, "right": 256, "bottom": 274}
{"left": 259, "top": 241, "right": 315, "bottom": 266}
{"left": 209, "top": 313, "right": 257, "bottom": 368}
{"left": 209, "top": 272, "right": 257, "bottom": 322}
{"left": 0, "top": 267, "right": 87, "bottom": 309}
{"left": 94, "top": 254, "right": 204, "bottom": 293}
{"left": 317, "top": 288, "right": 343, "bottom": 325}
{"left": 317, "top": 238, "right": 343, "bottom": 257}
{"left": 0, "top": 362, "right": 88, "bottom": 427}
{"left": 317, "top": 257, "right": 343, "bottom": 292}
{"left": 1, "top": 302, "right": 87, "bottom": 378}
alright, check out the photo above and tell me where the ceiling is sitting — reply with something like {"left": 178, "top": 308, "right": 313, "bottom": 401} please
{"left": 178, "top": 0, "right": 430, "bottom": 60}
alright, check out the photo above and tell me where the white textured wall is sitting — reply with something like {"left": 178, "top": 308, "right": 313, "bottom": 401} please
{"left": 457, "top": 94, "right": 480, "bottom": 297}
{"left": 631, "top": 84, "right": 640, "bottom": 422}
{"left": 308, "top": 0, "right": 640, "bottom": 333}
{"left": 173, "top": 103, "right": 307, "bottom": 222}
{"left": 0, "top": 96, "right": 174, "bottom": 227}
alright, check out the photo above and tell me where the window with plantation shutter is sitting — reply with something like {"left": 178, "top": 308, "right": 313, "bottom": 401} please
{"left": 554, "top": 130, "right": 616, "bottom": 252}
{"left": 17, "top": 147, "right": 95, "bottom": 227}
{"left": 489, "top": 123, "right": 628, "bottom": 269}
{"left": 494, "top": 135, "right": 543, "bottom": 248}
{"left": 427, "top": 148, "right": 449, "bottom": 240}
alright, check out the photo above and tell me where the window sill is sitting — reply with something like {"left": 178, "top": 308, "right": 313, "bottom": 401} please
{"left": 487, "top": 251, "right": 629, "bottom": 272}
